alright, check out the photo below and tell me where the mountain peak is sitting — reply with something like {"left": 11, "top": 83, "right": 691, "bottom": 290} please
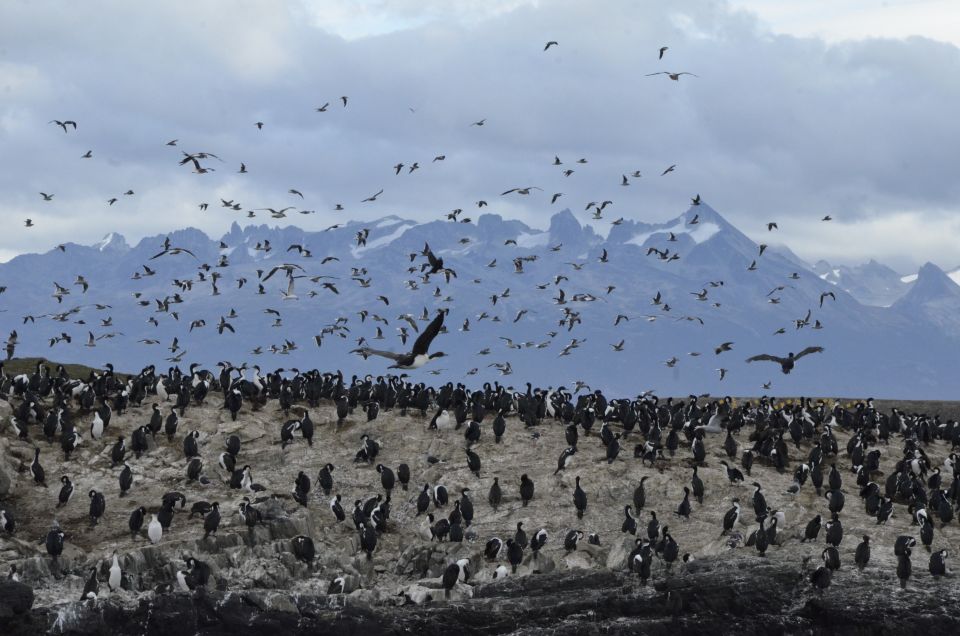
{"left": 93, "top": 232, "right": 129, "bottom": 253}
{"left": 896, "top": 261, "right": 960, "bottom": 305}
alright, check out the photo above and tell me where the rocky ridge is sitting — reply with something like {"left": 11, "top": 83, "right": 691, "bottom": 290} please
{"left": 1, "top": 389, "right": 960, "bottom": 635}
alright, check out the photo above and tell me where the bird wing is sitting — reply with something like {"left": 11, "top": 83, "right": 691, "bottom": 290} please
{"left": 351, "top": 347, "right": 403, "bottom": 362}
{"left": 411, "top": 311, "right": 444, "bottom": 356}
{"left": 793, "top": 346, "right": 825, "bottom": 360}
{"left": 745, "top": 354, "right": 786, "bottom": 364}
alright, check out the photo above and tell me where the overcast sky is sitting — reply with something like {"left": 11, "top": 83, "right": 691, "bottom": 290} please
{"left": 1, "top": 0, "right": 958, "bottom": 272}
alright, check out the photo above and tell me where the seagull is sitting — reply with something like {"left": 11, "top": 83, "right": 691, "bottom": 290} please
{"left": 660, "top": 165, "right": 676, "bottom": 176}
{"left": 362, "top": 189, "right": 384, "bottom": 203}
{"left": 767, "top": 222, "right": 778, "bottom": 231}
{"left": 819, "top": 292, "right": 836, "bottom": 308}
{"left": 501, "top": 186, "right": 542, "bottom": 195}
{"left": 544, "top": 41, "right": 558, "bottom": 51}
{"left": 39, "top": 192, "right": 54, "bottom": 201}
{"left": 658, "top": 46, "right": 669, "bottom": 59}
{"left": 351, "top": 311, "right": 447, "bottom": 369}
{"left": 150, "top": 245, "right": 198, "bottom": 260}
{"left": 471, "top": 119, "right": 486, "bottom": 126}
{"left": 645, "top": 72, "right": 698, "bottom": 81}
{"left": 746, "top": 347, "right": 825, "bottom": 374}
{"left": 289, "top": 189, "right": 304, "bottom": 198}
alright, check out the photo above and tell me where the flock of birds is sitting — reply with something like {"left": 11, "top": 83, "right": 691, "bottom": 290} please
{"left": 1, "top": 39, "right": 943, "bottom": 613}
{"left": 2, "top": 41, "right": 845, "bottom": 393}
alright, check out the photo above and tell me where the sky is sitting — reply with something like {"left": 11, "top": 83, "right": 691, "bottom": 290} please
{"left": 1, "top": 0, "right": 958, "bottom": 272}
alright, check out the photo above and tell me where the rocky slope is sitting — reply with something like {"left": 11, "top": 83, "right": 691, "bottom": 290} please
{"left": 2, "top": 389, "right": 960, "bottom": 635}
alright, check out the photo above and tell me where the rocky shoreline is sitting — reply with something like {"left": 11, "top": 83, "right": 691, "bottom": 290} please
{"left": 5, "top": 554, "right": 960, "bottom": 636}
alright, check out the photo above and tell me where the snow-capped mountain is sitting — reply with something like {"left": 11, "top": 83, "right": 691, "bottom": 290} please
{"left": 1, "top": 204, "right": 959, "bottom": 398}
{"left": 813, "top": 259, "right": 910, "bottom": 307}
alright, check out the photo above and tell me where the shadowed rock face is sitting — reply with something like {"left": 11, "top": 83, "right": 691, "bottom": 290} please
{"left": 4, "top": 386, "right": 960, "bottom": 634}
{"left": 5, "top": 562, "right": 960, "bottom": 635}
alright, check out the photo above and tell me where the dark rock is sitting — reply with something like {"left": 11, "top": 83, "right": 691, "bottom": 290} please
{"left": 0, "top": 581, "right": 33, "bottom": 617}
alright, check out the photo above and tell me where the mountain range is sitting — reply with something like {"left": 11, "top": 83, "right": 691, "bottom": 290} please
{"left": 1, "top": 204, "right": 958, "bottom": 398}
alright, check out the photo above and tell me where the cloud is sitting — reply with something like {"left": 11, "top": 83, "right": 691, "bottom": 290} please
{"left": 0, "top": 0, "right": 957, "bottom": 273}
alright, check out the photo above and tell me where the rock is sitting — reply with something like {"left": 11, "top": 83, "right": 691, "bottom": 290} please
{"left": 605, "top": 537, "right": 634, "bottom": 570}
{"left": 0, "top": 581, "right": 33, "bottom": 617}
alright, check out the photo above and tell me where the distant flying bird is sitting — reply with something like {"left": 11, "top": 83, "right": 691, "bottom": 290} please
{"left": 471, "top": 119, "right": 486, "bottom": 127}
{"left": 49, "top": 120, "right": 77, "bottom": 132}
{"left": 714, "top": 342, "right": 734, "bottom": 355}
{"left": 819, "top": 292, "right": 836, "bottom": 308}
{"left": 544, "top": 41, "right": 558, "bottom": 51}
{"left": 362, "top": 189, "right": 384, "bottom": 203}
{"left": 255, "top": 122, "right": 264, "bottom": 129}
{"left": 501, "top": 186, "right": 542, "bottom": 196}
{"left": 746, "top": 347, "right": 825, "bottom": 374}
{"left": 39, "top": 192, "right": 54, "bottom": 201}
{"left": 81, "top": 150, "right": 92, "bottom": 158}
{"left": 289, "top": 189, "right": 304, "bottom": 198}
{"left": 659, "top": 46, "right": 669, "bottom": 59}
{"left": 660, "top": 165, "right": 676, "bottom": 176}
{"left": 822, "top": 215, "right": 833, "bottom": 221}
{"left": 341, "top": 96, "right": 348, "bottom": 107}
{"left": 691, "top": 194, "right": 701, "bottom": 205}
{"left": 315, "top": 103, "right": 329, "bottom": 112}
{"left": 767, "top": 222, "right": 778, "bottom": 231}
{"left": 645, "top": 72, "right": 697, "bottom": 81}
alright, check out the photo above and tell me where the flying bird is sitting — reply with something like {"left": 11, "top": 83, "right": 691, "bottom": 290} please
{"left": 745, "top": 347, "right": 825, "bottom": 374}
{"left": 362, "top": 189, "right": 384, "bottom": 203}
{"left": 351, "top": 311, "right": 447, "bottom": 369}
{"left": 49, "top": 120, "right": 77, "bottom": 132}
{"left": 501, "top": 186, "right": 542, "bottom": 196}
{"left": 645, "top": 72, "right": 697, "bottom": 81}
{"left": 658, "top": 46, "right": 669, "bottom": 59}
{"left": 544, "top": 41, "right": 558, "bottom": 51}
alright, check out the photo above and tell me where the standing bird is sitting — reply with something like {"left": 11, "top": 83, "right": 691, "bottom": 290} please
{"left": 88, "top": 490, "right": 105, "bottom": 525}
{"left": 57, "top": 476, "right": 74, "bottom": 508}
{"left": 80, "top": 566, "right": 99, "bottom": 600}
{"left": 519, "top": 474, "right": 534, "bottom": 506}
{"left": 897, "top": 548, "right": 912, "bottom": 589}
{"left": 929, "top": 550, "right": 948, "bottom": 578}
{"left": 854, "top": 535, "right": 870, "bottom": 570}
{"left": 31, "top": 448, "right": 47, "bottom": 486}
{"left": 573, "top": 476, "right": 587, "bottom": 519}
{"left": 488, "top": 477, "right": 502, "bottom": 511}
{"left": 148, "top": 514, "right": 162, "bottom": 544}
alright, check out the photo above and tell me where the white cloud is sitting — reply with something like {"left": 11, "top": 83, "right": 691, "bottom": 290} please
{"left": 0, "top": 0, "right": 957, "bottom": 272}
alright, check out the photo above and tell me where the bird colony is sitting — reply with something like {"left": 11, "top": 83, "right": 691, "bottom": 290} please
{"left": 0, "top": 41, "right": 957, "bottom": 628}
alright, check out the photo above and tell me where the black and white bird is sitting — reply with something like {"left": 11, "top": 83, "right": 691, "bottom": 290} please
{"left": 351, "top": 311, "right": 447, "bottom": 369}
